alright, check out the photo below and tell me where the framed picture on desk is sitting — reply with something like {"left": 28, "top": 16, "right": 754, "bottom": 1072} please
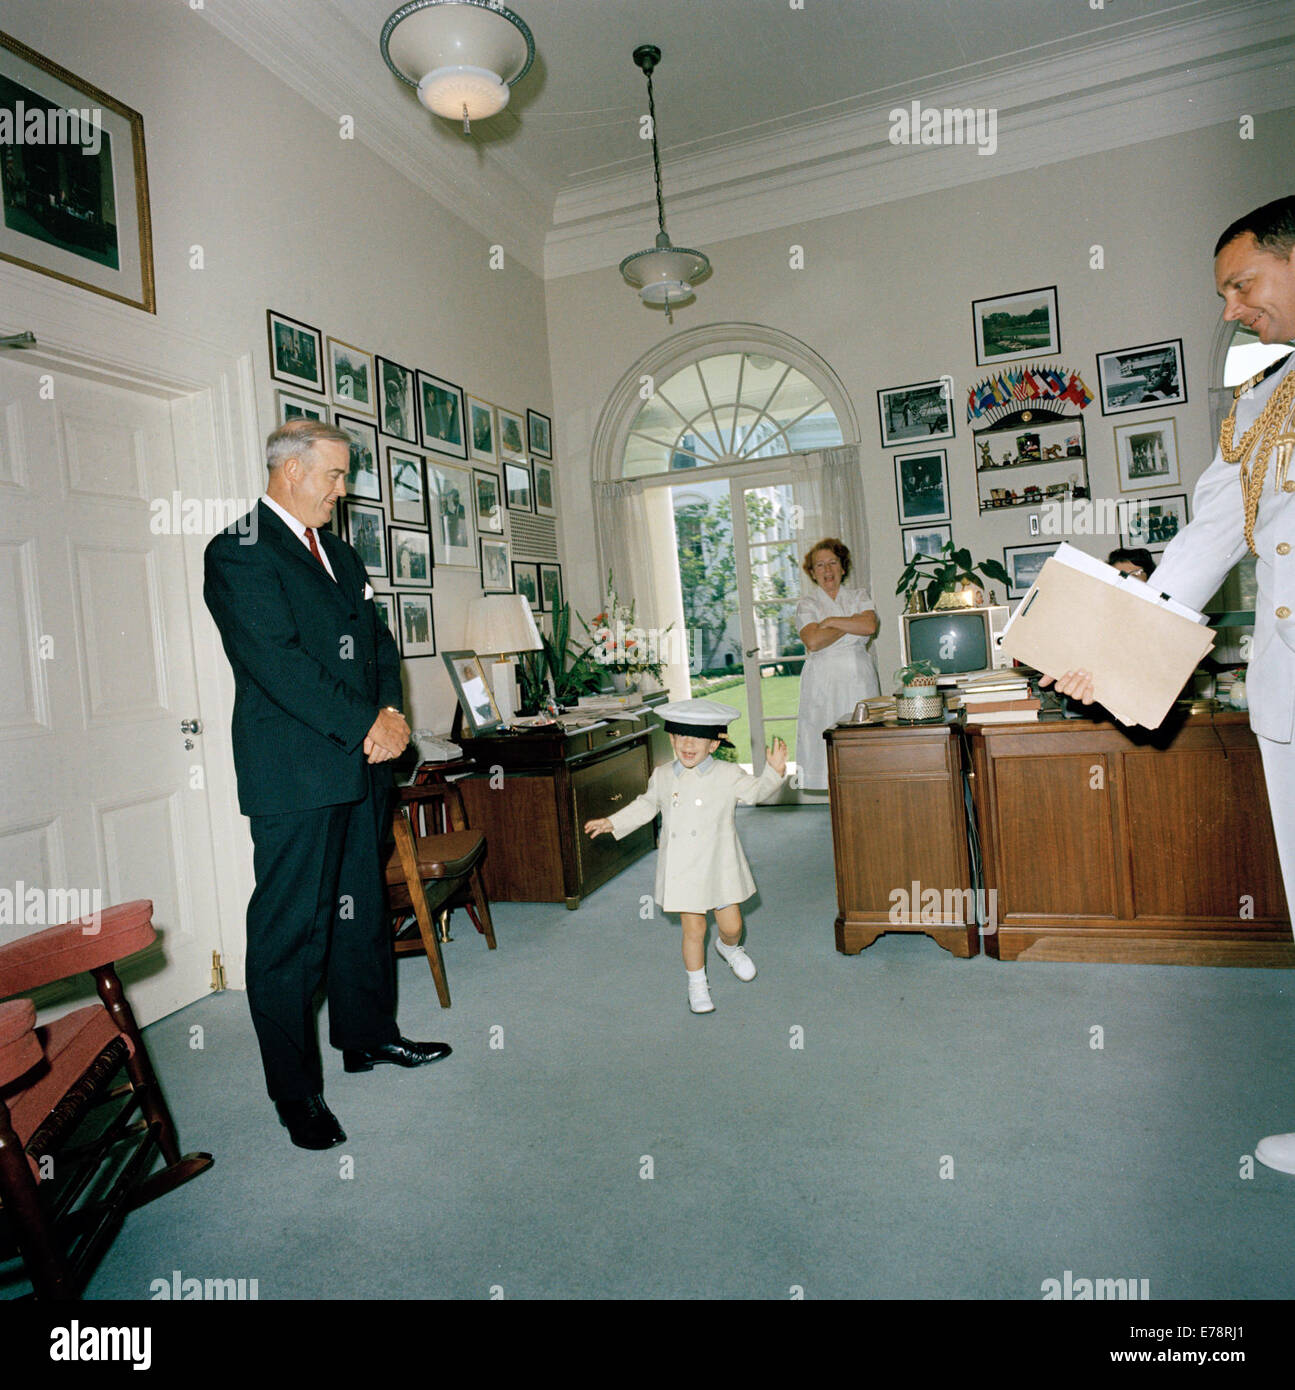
{"left": 442, "top": 651, "right": 502, "bottom": 734}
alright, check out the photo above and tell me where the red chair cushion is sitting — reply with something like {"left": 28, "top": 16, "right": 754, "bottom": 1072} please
{"left": 0, "top": 998, "right": 39, "bottom": 1087}
{"left": 0, "top": 900, "right": 155, "bottom": 997}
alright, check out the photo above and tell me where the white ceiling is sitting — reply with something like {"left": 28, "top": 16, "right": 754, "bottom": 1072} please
{"left": 201, "top": 0, "right": 1295, "bottom": 276}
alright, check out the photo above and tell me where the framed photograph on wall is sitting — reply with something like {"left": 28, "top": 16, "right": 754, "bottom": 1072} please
{"left": 268, "top": 310, "right": 324, "bottom": 393}
{"left": 386, "top": 446, "right": 427, "bottom": 526}
{"left": 1097, "top": 339, "right": 1187, "bottom": 415}
{"left": 376, "top": 356, "right": 417, "bottom": 443}
{"left": 334, "top": 412, "right": 381, "bottom": 501}
{"left": 442, "top": 651, "right": 502, "bottom": 734}
{"left": 427, "top": 459, "right": 476, "bottom": 568}
{"left": 1114, "top": 416, "right": 1180, "bottom": 492}
{"left": 371, "top": 591, "right": 396, "bottom": 637}
{"left": 527, "top": 408, "right": 552, "bottom": 459}
{"left": 877, "top": 379, "right": 955, "bottom": 448}
{"left": 416, "top": 370, "right": 467, "bottom": 458}
{"left": 327, "top": 337, "right": 375, "bottom": 417}
{"left": 0, "top": 31, "right": 156, "bottom": 313}
{"left": 893, "top": 449, "right": 951, "bottom": 524}
{"left": 901, "top": 523, "right": 952, "bottom": 565}
{"left": 397, "top": 593, "right": 436, "bottom": 658}
{"left": 276, "top": 389, "right": 328, "bottom": 425}
{"left": 480, "top": 537, "right": 511, "bottom": 592}
{"left": 533, "top": 460, "right": 556, "bottom": 517}
{"left": 538, "top": 562, "right": 563, "bottom": 612}
{"left": 389, "top": 525, "right": 432, "bottom": 588}
{"left": 473, "top": 468, "right": 504, "bottom": 534}
{"left": 497, "top": 407, "right": 527, "bottom": 459}
{"left": 1122, "top": 492, "right": 1189, "bottom": 550}
{"left": 972, "top": 286, "right": 1060, "bottom": 366}
{"left": 512, "top": 561, "right": 540, "bottom": 611}
{"left": 503, "top": 458, "right": 533, "bottom": 512}
{"left": 1003, "top": 541, "right": 1059, "bottom": 599}
{"left": 343, "top": 501, "right": 387, "bottom": 578}
{"left": 467, "top": 396, "right": 496, "bottom": 463}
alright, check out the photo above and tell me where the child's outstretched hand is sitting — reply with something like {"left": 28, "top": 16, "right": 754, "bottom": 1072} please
{"left": 585, "top": 817, "right": 614, "bottom": 838}
{"left": 766, "top": 737, "right": 788, "bottom": 775}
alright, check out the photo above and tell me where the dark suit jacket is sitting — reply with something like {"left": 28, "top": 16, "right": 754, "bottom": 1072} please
{"left": 204, "top": 501, "right": 403, "bottom": 817}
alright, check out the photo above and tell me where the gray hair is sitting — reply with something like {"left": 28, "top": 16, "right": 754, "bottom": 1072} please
{"left": 266, "top": 418, "right": 352, "bottom": 471}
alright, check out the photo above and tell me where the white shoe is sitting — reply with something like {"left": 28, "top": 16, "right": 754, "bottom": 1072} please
{"left": 687, "top": 975, "right": 715, "bottom": 1014}
{"left": 715, "top": 939, "right": 756, "bottom": 982}
{"left": 1255, "top": 1132, "right": 1295, "bottom": 1174}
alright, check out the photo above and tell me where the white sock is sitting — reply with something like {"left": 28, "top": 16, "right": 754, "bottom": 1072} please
{"left": 686, "top": 967, "right": 707, "bottom": 983}
{"left": 716, "top": 938, "right": 740, "bottom": 957}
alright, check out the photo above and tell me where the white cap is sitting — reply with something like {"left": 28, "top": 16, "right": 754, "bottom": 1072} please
{"left": 657, "top": 698, "right": 742, "bottom": 740}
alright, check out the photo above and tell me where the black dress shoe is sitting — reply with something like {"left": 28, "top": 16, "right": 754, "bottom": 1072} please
{"left": 275, "top": 1094, "right": 346, "bottom": 1150}
{"left": 342, "top": 1036, "right": 452, "bottom": 1072}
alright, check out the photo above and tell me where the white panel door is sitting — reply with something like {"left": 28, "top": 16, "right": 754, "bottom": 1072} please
{"left": 0, "top": 356, "right": 224, "bottom": 1023}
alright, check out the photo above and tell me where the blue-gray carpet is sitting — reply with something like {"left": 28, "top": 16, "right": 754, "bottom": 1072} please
{"left": 39, "top": 806, "right": 1295, "bottom": 1298}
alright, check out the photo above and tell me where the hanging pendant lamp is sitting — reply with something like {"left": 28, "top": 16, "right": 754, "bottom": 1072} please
{"left": 618, "top": 46, "right": 710, "bottom": 321}
{"left": 380, "top": 0, "right": 535, "bottom": 135}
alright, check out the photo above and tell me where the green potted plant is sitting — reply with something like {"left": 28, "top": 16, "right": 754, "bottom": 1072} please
{"left": 896, "top": 541, "right": 1011, "bottom": 612}
{"left": 517, "top": 602, "right": 603, "bottom": 712}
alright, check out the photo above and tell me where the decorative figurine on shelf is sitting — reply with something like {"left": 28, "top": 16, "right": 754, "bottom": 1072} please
{"left": 978, "top": 441, "right": 994, "bottom": 469}
{"left": 1042, "top": 443, "right": 1064, "bottom": 459}
{"left": 1001, "top": 452, "right": 1014, "bottom": 467}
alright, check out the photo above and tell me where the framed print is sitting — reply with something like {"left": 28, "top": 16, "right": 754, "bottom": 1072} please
{"left": 268, "top": 310, "right": 324, "bottom": 393}
{"left": 1097, "top": 339, "right": 1187, "bottom": 416}
{"left": 972, "top": 286, "right": 1060, "bottom": 366}
{"left": 276, "top": 389, "right": 328, "bottom": 425}
{"left": 538, "top": 562, "right": 563, "bottom": 612}
{"left": 893, "top": 449, "right": 951, "bottom": 524}
{"left": 416, "top": 370, "right": 467, "bottom": 459}
{"left": 497, "top": 406, "right": 527, "bottom": 459}
{"left": 480, "top": 537, "right": 511, "bottom": 592}
{"left": 387, "top": 446, "right": 427, "bottom": 526}
{"left": 467, "top": 395, "right": 496, "bottom": 463}
{"left": 0, "top": 31, "right": 155, "bottom": 313}
{"left": 334, "top": 412, "right": 381, "bottom": 502}
{"left": 533, "top": 460, "right": 556, "bottom": 517}
{"left": 527, "top": 408, "right": 552, "bottom": 459}
{"left": 376, "top": 355, "right": 417, "bottom": 443}
{"left": 1003, "top": 541, "right": 1059, "bottom": 599}
{"left": 901, "top": 523, "right": 952, "bottom": 565}
{"left": 327, "top": 337, "right": 376, "bottom": 417}
{"left": 473, "top": 468, "right": 504, "bottom": 534}
{"left": 427, "top": 459, "right": 476, "bottom": 568}
{"left": 398, "top": 593, "right": 436, "bottom": 658}
{"left": 343, "top": 501, "right": 387, "bottom": 579}
{"left": 389, "top": 525, "right": 433, "bottom": 589}
{"left": 1122, "top": 492, "right": 1189, "bottom": 551}
{"left": 1114, "top": 416, "right": 1180, "bottom": 492}
{"left": 503, "top": 458, "right": 533, "bottom": 512}
{"left": 371, "top": 591, "right": 396, "bottom": 637}
{"left": 878, "top": 379, "right": 955, "bottom": 448}
{"left": 442, "top": 651, "right": 502, "bottom": 734}
{"left": 512, "top": 561, "right": 540, "bottom": 611}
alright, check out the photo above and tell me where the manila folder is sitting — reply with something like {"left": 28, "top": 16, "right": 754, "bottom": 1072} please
{"left": 999, "top": 555, "right": 1214, "bottom": 728}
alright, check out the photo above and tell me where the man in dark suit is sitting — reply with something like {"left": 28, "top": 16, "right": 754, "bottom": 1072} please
{"left": 204, "top": 419, "right": 449, "bottom": 1151}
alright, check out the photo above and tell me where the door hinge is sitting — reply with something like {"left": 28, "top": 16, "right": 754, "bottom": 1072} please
{"left": 210, "top": 950, "right": 226, "bottom": 991}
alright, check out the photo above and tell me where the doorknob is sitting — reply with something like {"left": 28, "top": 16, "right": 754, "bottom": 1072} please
{"left": 180, "top": 719, "right": 203, "bottom": 734}
{"left": 745, "top": 647, "right": 759, "bottom": 657}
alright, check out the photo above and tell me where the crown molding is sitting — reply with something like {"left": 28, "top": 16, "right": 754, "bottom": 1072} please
{"left": 545, "top": 0, "right": 1295, "bottom": 279}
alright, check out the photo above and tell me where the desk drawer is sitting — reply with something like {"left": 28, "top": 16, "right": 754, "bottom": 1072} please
{"left": 572, "top": 744, "right": 653, "bottom": 893}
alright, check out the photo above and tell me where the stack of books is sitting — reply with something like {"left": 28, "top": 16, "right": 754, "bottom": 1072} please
{"left": 953, "top": 672, "right": 1041, "bottom": 724}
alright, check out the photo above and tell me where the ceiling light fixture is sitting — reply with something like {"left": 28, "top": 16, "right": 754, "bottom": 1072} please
{"left": 380, "top": 0, "right": 534, "bottom": 135}
{"left": 619, "top": 45, "right": 710, "bottom": 322}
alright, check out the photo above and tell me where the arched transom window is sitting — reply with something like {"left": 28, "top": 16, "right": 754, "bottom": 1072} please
{"left": 623, "top": 351, "right": 846, "bottom": 477}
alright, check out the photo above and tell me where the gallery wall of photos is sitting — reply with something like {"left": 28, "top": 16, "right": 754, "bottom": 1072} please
{"left": 266, "top": 308, "right": 563, "bottom": 659}
{"left": 878, "top": 283, "right": 1192, "bottom": 599}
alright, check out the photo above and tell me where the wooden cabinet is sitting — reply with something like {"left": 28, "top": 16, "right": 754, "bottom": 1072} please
{"left": 826, "top": 723, "right": 978, "bottom": 957}
{"left": 456, "top": 719, "right": 655, "bottom": 908}
{"left": 969, "top": 713, "right": 1294, "bottom": 965}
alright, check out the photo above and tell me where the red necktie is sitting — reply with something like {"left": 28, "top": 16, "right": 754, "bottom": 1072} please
{"left": 305, "top": 527, "right": 324, "bottom": 566}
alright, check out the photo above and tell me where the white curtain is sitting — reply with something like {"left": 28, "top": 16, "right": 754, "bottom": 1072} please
{"left": 789, "top": 444, "right": 874, "bottom": 599}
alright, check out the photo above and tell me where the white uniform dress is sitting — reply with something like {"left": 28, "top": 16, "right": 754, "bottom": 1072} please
{"left": 794, "top": 584, "right": 881, "bottom": 789}
{"left": 1151, "top": 351, "right": 1295, "bottom": 923}
{"left": 605, "top": 756, "right": 785, "bottom": 913}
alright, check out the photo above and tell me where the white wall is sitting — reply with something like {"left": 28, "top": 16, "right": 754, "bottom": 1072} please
{"left": 546, "top": 109, "right": 1295, "bottom": 680}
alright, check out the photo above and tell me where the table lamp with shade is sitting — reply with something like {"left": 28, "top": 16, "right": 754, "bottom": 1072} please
{"left": 464, "top": 594, "right": 543, "bottom": 725}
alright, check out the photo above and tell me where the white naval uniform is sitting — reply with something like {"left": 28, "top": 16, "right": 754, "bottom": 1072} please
{"left": 794, "top": 584, "right": 881, "bottom": 789}
{"left": 605, "top": 756, "right": 786, "bottom": 913}
{"left": 1151, "top": 351, "right": 1295, "bottom": 924}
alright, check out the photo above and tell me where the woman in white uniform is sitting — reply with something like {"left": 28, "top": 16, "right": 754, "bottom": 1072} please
{"left": 794, "top": 538, "right": 880, "bottom": 790}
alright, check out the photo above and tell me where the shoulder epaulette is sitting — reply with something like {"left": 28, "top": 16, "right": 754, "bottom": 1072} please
{"left": 1234, "top": 351, "right": 1294, "bottom": 399}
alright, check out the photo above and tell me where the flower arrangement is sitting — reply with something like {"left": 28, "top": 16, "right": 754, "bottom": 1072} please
{"left": 581, "top": 571, "right": 671, "bottom": 687}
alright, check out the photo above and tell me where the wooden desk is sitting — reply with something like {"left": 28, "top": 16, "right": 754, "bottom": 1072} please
{"left": 968, "top": 712, "right": 1293, "bottom": 966}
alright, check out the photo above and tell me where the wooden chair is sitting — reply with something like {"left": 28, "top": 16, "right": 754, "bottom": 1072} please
{"left": 0, "top": 899, "right": 212, "bottom": 1299}
{"left": 384, "top": 784, "right": 497, "bottom": 1010}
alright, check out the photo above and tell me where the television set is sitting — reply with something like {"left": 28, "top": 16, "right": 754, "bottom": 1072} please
{"left": 897, "top": 604, "right": 1012, "bottom": 677}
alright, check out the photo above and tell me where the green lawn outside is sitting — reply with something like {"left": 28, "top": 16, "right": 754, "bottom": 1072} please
{"left": 689, "top": 673, "right": 803, "bottom": 765}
